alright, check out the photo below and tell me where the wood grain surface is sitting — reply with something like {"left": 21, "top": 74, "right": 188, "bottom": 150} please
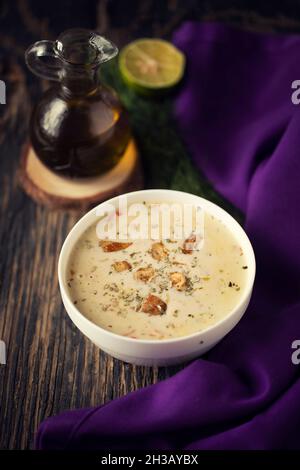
{"left": 0, "top": 135, "right": 184, "bottom": 450}
{"left": 0, "top": 0, "right": 298, "bottom": 450}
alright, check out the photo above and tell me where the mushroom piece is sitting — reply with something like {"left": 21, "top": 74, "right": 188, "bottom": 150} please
{"left": 134, "top": 267, "right": 155, "bottom": 283}
{"left": 112, "top": 261, "right": 132, "bottom": 272}
{"left": 140, "top": 294, "right": 167, "bottom": 315}
{"left": 170, "top": 272, "right": 187, "bottom": 291}
{"left": 99, "top": 240, "right": 132, "bottom": 252}
{"left": 151, "top": 242, "right": 168, "bottom": 261}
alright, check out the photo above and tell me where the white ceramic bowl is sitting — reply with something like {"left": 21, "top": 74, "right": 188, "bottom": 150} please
{"left": 58, "top": 189, "right": 256, "bottom": 366}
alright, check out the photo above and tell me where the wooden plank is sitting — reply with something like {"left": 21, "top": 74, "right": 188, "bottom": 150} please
{"left": 0, "top": 137, "right": 184, "bottom": 449}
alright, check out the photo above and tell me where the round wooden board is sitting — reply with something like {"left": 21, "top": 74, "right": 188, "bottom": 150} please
{"left": 18, "top": 139, "right": 144, "bottom": 210}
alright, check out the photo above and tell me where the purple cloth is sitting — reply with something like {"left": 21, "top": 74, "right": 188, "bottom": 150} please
{"left": 36, "top": 22, "right": 300, "bottom": 450}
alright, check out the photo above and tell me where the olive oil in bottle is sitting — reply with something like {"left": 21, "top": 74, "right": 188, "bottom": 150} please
{"left": 26, "top": 29, "right": 131, "bottom": 178}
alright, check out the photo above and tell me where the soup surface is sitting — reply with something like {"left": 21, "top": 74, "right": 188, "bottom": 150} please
{"left": 67, "top": 203, "right": 249, "bottom": 340}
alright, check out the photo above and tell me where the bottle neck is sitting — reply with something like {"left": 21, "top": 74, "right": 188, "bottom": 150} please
{"left": 60, "top": 65, "right": 100, "bottom": 96}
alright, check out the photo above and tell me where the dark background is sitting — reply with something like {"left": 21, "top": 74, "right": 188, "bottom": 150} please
{"left": 3, "top": 0, "right": 300, "bottom": 147}
{"left": 1, "top": 0, "right": 300, "bottom": 451}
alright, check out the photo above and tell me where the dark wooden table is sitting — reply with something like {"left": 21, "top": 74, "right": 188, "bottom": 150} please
{"left": 0, "top": 0, "right": 299, "bottom": 450}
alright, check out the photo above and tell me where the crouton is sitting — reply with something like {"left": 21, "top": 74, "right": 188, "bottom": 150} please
{"left": 151, "top": 242, "right": 168, "bottom": 261}
{"left": 112, "top": 261, "right": 132, "bottom": 272}
{"left": 134, "top": 267, "right": 155, "bottom": 282}
{"left": 99, "top": 240, "right": 132, "bottom": 252}
{"left": 140, "top": 294, "right": 167, "bottom": 315}
{"left": 182, "top": 234, "right": 197, "bottom": 254}
{"left": 170, "top": 272, "right": 187, "bottom": 291}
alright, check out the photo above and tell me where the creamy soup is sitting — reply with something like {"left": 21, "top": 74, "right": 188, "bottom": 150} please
{"left": 67, "top": 203, "right": 248, "bottom": 340}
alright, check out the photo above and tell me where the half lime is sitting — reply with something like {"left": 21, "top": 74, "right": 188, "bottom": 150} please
{"left": 119, "top": 38, "right": 185, "bottom": 95}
